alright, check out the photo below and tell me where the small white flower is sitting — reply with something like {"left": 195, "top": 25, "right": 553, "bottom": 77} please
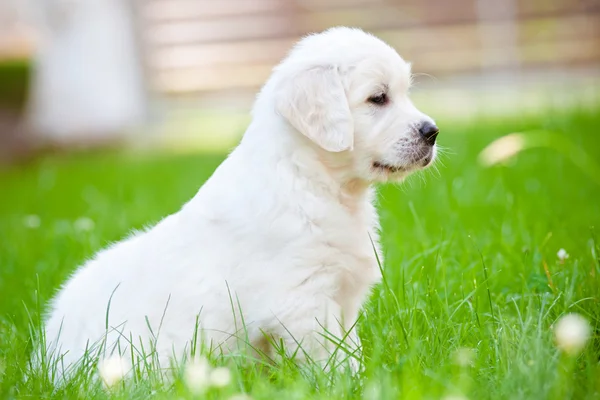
{"left": 478, "top": 133, "right": 526, "bottom": 166}
{"left": 453, "top": 347, "right": 475, "bottom": 367}
{"left": 184, "top": 356, "right": 211, "bottom": 394}
{"left": 209, "top": 366, "right": 232, "bottom": 388}
{"left": 554, "top": 313, "right": 591, "bottom": 355}
{"left": 228, "top": 394, "right": 253, "bottom": 400}
{"left": 74, "top": 217, "right": 95, "bottom": 232}
{"left": 557, "top": 248, "right": 569, "bottom": 262}
{"left": 442, "top": 395, "right": 469, "bottom": 400}
{"left": 23, "top": 215, "right": 41, "bottom": 229}
{"left": 98, "top": 355, "right": 129, "bottom": 388}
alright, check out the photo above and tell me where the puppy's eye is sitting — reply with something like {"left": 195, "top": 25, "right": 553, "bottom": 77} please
{"left": 368, "top": 93, "right": 388, "bottom": 105}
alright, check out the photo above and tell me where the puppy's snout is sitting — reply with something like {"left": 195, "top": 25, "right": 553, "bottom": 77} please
{"left": 418, "top": 121, "right": 439, "bottom": 145}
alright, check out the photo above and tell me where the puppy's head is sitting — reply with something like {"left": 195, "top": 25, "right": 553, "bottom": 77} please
{"left": 272, "top": 27, "right": 438, "bottom": 183}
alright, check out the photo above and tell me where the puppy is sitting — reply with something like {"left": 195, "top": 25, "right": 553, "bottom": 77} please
{"left": 41, "top": 27, "right": 439, "bottom": 379}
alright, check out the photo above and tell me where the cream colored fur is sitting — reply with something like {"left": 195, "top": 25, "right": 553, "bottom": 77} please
{"left": 42, "top": 27, "right": 437, "bottom": 380}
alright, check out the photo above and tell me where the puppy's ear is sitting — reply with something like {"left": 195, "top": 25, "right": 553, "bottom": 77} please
{"left": 275, "top": 66, "right": 353, "bottom": 152}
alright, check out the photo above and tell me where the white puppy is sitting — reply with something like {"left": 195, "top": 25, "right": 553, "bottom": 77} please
{"left": 42, "top": 27, "right": 439, "bottom": 378}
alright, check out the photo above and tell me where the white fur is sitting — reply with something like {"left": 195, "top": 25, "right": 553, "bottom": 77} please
{"left": 42, "top": 27, "right": 437, "bottom": 379}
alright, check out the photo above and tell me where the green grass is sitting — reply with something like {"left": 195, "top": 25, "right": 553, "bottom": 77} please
{"left": 1, "top": 108, "right": 599, "bottom": 399}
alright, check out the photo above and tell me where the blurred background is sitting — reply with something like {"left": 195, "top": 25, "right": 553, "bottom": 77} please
{"left": 1, "top": 0, "right": 599, "bottom": 164}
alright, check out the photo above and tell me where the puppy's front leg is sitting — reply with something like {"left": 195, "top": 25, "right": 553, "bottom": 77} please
{"left": 271, "top": 295, "right": 358, "bottom": 373}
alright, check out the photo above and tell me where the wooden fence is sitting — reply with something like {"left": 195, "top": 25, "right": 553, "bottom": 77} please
{"left": 137, "top": 0, "right": 600, "bottom": 97}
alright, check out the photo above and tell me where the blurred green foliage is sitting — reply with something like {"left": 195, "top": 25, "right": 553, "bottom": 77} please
{"left": 0, "top": 60, "right": 31, "bottom": 111}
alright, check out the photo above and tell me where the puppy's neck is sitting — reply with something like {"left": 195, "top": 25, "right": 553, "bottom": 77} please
{"left": 315, "top": 151, "right": 372, "bottom": 208}
{"left": 241, "top": 114, "right": 372, "bottom": 210}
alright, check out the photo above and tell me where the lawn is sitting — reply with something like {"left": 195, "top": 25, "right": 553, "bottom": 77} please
{"left": 0, "top": 107, "right": 599, "bottom": 399}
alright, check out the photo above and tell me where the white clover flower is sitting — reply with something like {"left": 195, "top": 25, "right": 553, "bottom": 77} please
{"left": 554, "top": 313, "right": 591, "bottom": 355}
{"left": 74, "top": 216, "right": 95, "bottom": 232}
{"left": 23, "top": 215, "right": 41, "bottom": 229}
{"left": 98, "top": 355, "right": 129, "bottom": 388}
{"left": 453, "top": 347, "right": 475, "bottom": 367}
{"left": 557, "top": 248, "right": 569, "bottom": 262}
{"left": 184, "top": 356, "right": 211, "bottom": 394}
{"left": 442, "top": 395, "right": 469, "bottom": 400}
{"left": 228, "top": 394, "right": 253, "bottom": 400}
{"left": 478, "top": 133, "right": 526, "bottom": 166}
{"left": 209, "top": 366, "right": 232, "bottom": 388}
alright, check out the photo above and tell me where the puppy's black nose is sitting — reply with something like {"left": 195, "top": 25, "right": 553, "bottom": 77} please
{"left": 419, "top": 121, "right": 439, "bottom": 144}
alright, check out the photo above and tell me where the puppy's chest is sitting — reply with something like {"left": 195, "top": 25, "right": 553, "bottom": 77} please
{"left": 305, "top": 206, "right": 381, "bottom": 276}
{"left": 250, "top": 196, "right": 382, "bottom": 280}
